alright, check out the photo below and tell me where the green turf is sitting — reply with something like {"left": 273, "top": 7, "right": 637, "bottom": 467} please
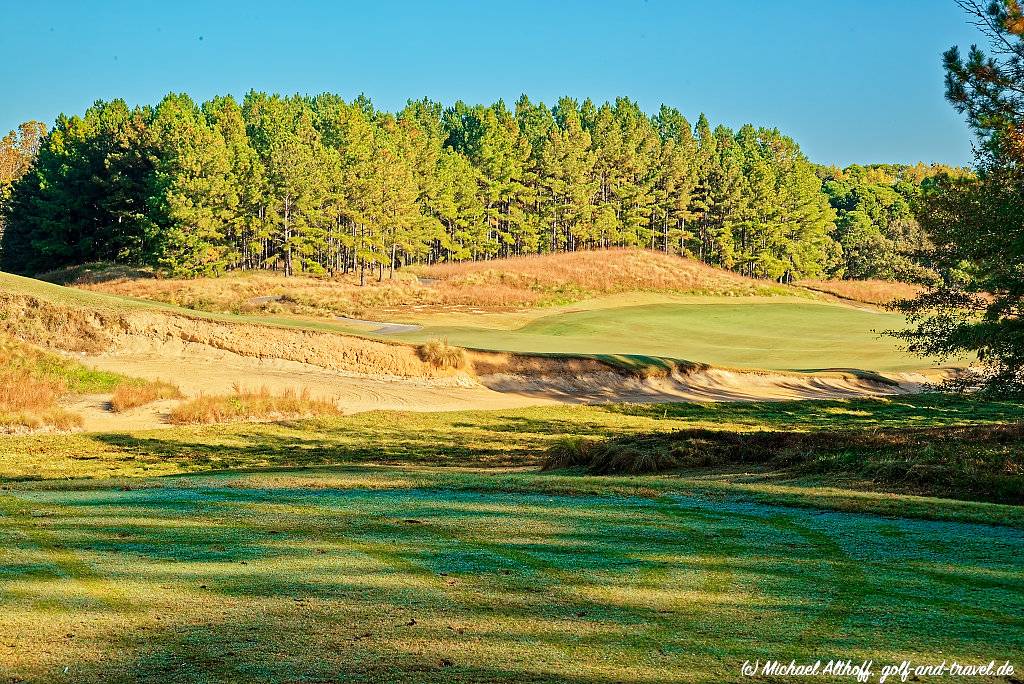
{"left": 2, "top": 395, "right": 1023, "bottom": 681}
{"left": 389, "top": 301, "right": 936, "bottom": 372}
{"left": 2, "top": 271, "right": 946, "bottom": 373}
{"left": 1, "top": 468, "right": 1021, "bottom": 683}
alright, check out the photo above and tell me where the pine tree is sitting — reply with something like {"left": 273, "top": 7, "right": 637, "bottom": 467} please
{"left": 244, "top": 93, "right": 330, "bottom": 276}
{"left": 203, "top": 95, "right": 267, "bottom": 270}
{"left": 653, "top": 106, "right": 696, "bottom": 254}
{"left": 542, "top": 98, "right": 597, "bottom": 250}
{"left": 149, "top": 93, "right": 235, "bottom": 275}
{"left": 689, "top": 113, "right": 718, "bottom": 260}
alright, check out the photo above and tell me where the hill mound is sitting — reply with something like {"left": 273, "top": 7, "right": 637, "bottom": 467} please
{"left": 414, "top": 248, "right": 792, "bottom": 301}
{"left": 70, "top": 249, "right": 796, "bottom": 319}
{"left": 796, "top": 279, "right": 925, "bottom": 306}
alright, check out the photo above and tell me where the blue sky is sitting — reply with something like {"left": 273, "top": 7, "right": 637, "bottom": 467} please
{"left": 0, "top": 0, "right": 987, "bottom": 166}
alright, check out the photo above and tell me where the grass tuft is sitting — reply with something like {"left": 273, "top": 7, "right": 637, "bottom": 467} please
{"left": 418, "top": 338, "right": 468, "bottom": 370}
{"left": 110, "top": 380, "right": 182, "bottom": 412}
{"left": 540, "top": 436, "right": 598, "bottom": 471}
{"left": 169, "top": 385, "right": 341, "bottom": 425}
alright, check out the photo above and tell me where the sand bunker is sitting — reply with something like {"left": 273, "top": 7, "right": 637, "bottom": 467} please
{"left": 0, "top": 287, "right": 947, "bottom": 433}
{"left": 63, "top": 329, "right": 944, "bottom": 432}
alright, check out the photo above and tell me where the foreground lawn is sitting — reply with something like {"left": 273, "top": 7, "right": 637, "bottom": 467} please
{"left": 390, "top": 300, "right": 930, "bottom": 372}
{"left": 1, "top": 468, "right": 1021, "bottom": 683}
{"left": 2, "top": 393, "right": 1022, "bottom": 681}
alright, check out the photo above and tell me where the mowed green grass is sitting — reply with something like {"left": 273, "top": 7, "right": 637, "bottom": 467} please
{"left": 1, "top": 394, "right": 1024, "bottom": 681}
{"left": 390, "top": 300, "right": 934, "bottom": 372}
{"left": 2, "top": 468, "right": 1022, "bottom": 683}
{"left": 2, "top": 270, "right": 939, "bottom": 372}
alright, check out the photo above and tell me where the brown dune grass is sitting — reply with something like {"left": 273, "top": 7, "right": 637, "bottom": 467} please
{"left": 418, "top": 339, "right": 468, "bottom": 370}
{"left": 78, "top": 248, "right": 794, "bottom": 319}
{"left": 169, "top": 385, "right": 342, "bottom": 425}
{"left": 797, "top": 279, "right": 924, "bottom": 306}
{"left": 0, "top": 337, "right": 83, "bottom": 431}
{"left": 417, "top": 248, "right": 789, "bottom": 300}
{"left": 110, "top": 380, "right": 182, "bottom": 412}
{"left": 0, "top": 291, "right": 108, "bottom": 352}
{"left": 0, "top": 333, "right": 183, "bottom": 430}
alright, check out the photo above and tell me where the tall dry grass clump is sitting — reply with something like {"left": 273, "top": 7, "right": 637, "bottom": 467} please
{"left": 0, "top": 337, "right": 84, "bottom": 431}
{"left": 169, "top": 385, "right": 341, "bottom": 425}
{"left": 417, "top": 338, "right": 468, "bottom": 370}
{"left": 797, "top": 279, "right": 925, "bottom": 306}
{"left": 110, "top": 380, "right": 182, "bottom": 412}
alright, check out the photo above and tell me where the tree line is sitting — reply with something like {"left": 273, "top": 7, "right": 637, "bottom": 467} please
{"left": 0, "top": 92, "right": 965, "bottom": 281}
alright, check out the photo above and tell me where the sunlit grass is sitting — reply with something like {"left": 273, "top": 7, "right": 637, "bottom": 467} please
{"left": 168, "top": 385, "right": 341, "bottom": 424}
{"left": 0, "top": 471, "right": 1020, "bottom": 682}
{"left": 110, "top": 379, "right": 182, "bottom": 412}
{"left": 2, "top": 392, "right": 1023, "bottom": 680}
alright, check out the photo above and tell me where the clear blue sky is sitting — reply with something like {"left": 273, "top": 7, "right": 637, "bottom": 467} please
{"left": 0, "top": 0, "right": 987, "bottom": 167}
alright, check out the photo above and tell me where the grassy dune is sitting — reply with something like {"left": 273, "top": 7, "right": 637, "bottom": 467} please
{"left": 797, "top": 278, "right": 926, "bottom": 306}
{"left": 73, "top": 249, "right": 795, "bottom": 318}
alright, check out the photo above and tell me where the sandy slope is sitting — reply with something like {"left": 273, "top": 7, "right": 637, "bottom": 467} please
{"left": 72, "top": 339, "right": 560, "bottom": 431}
{"left": 64, "top": 332, "right": 941, "bottom": 433}
{"left": 0, "top": 271, "right": 948, "bottom": 433}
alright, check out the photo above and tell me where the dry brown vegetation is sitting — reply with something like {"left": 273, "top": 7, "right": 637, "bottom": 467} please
{"left": 418, "top": 338, "right": 468, "bottom": 370}
{"left": 77, "top": 249, "right": 794, "bottom": 319}
{"left": 542, "top": 424, "right": 1024, "bottom": 503}
{"left": 417, "top": 248, "right": 790, "bottom": 301}
{"left": 0, "top": 328, "right": 183, "bottom": 431}
{"left": 0, "top": 291, "right": 109, "bottom": 352}
{"left": 168, "top": 385, "right": 342, "bottom": 425}
{"left": 797, "top": 279, "right": 925, "bottom": 306}
{"left": 0, "top": 336, "right": 84, "bottom": 432}
{"left": 110, "top": 380, "right": 182, "bottom": 412}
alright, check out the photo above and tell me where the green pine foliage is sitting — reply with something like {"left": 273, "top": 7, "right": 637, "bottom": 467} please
{"left": 0, "top": 92, "right": 965, "bottom": 281}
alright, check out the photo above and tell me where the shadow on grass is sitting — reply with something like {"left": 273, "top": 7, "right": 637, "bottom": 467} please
{"left": 598, "top": 393, "right": 1024, "bottom": 429}
{"left": 4, "top": 482, "right": 1023, "bottom": 683}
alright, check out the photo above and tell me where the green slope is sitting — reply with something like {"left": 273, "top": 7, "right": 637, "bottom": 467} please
{"left": 390, "top": 300, "right": 936, "bottom": 372}
{"left": 1, "top": 464, "right": 1021, "bottom": 682}
{"left": 1, "top": 271, "right": 948, "bottom": 372}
